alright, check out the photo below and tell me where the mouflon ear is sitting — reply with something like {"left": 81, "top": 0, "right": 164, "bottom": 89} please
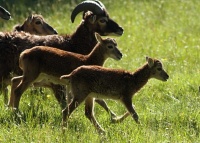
{"left": 89, "top": 14, "right": 97, "bottom": 24}
{"left": 146, "top": 56, "right": 154, "bottom": 68}
{"left": 95, "top": 32, "right": 102, "bottom": 43}
{"left": 27, "top": 14, "right": 34, "bottom": 24}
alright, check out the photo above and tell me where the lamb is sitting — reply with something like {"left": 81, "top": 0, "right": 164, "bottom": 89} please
{"left": 0, "top": 6, "right": 11, "bottom": 20}
{"left": 0, "top": 14, "right": 57, "bottom": 104}
{"left": 13, "top": 14, "right": 58, "bottom": 35}
{"left": 60, "top": 57, "right": 169, "bottom": 133}
{"left": 9, "top": 33, "right": 122, "bottom": 111}
{"left": 0, "top": 0, "right": 123, "bottom": 115}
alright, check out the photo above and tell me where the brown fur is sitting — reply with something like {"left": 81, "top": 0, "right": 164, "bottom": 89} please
{"left": 13, "top": 14, "right": 57, "bottom": 35}
{"left": 60, "top": 57, "right": 169, "bottom": 133}
{"left": 9, "top": 33, "right": 122, "bottom": 112}
{"left": 1, "top": 4, "right": 123, "bottom": 122}
{"left": 1, "top": 14, "right": 57, "bottom": 104}
{"left": 1, "top": 9, "right": 123, "bottom": 113}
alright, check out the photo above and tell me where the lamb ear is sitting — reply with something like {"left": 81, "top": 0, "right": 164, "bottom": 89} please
{"left": 95, "top": 32, "right": 102, "bottom": 43}
{"left": 146, "top": 56, "right": 154, "bottom": 68}
{"left": 27, "top": 14, "right": 33, "bottom": 24}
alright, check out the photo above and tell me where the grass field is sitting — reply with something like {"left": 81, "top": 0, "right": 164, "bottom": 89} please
{"left": 0, "top": 0, "right": 199, "bottom": 142}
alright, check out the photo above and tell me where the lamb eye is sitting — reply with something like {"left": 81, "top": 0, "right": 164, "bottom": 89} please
{"left": 108, "top": 45, "right": 113, "bottom": 49}
{"left": 35, "top": 21, "right": 42, "bottom": 25}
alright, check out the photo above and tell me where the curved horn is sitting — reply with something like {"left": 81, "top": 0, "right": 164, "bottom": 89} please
{"left": 0, "top": 6, "right": 11, "bottom": 20}
{"left": 94, "top": 0, "right": 106, "bottom": 10}
{"left": 71, "top": 0, "right": 104, "bottom": 23}
{"left": 0, "top": 6, "right": 10, "bottom": 15}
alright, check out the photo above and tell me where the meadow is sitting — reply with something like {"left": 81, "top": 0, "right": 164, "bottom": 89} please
{"left": 0, "top": 0, "right": 199, "bottom": 142}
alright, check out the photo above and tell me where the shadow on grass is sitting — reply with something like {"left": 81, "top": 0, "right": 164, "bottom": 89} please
{"left": 0, "top": 105, "right": 61, "bottom": 128}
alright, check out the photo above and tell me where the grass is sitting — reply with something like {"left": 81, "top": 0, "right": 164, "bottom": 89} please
{"left": 0, "top": 0, "right": 200, "bottom": 142}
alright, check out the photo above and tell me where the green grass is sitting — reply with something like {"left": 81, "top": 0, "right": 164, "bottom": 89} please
{"left": 0, "top": 0, "right": 200, "bottom": 142}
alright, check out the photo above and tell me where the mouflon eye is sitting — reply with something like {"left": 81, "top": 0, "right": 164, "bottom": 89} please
{"left": 35, "top": 21, "right": 42, "bottom": 25}
{"left": 157, "top": 68, "right": 162, "bottom": 71}
{"left": 99, "top": 19, "right": 106, "bottom": 23}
